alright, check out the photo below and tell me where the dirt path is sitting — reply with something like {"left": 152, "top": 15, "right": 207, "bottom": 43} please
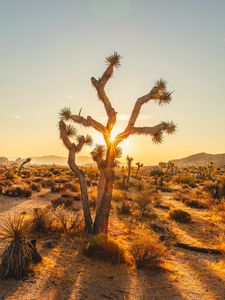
{"left": 0, "top": 191, "right": 56, "bottom": 253}
{"left": 153, "top": 192, "right": 225, "bottom": 300}
{"left": 0, "top": 190, "right": 54, "bottom": 220}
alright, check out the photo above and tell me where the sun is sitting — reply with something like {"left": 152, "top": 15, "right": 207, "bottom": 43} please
{"left": 93, "top": 125, "right": 132, "bottom": 153}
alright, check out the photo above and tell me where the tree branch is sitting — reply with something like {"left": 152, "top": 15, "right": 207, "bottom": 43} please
{"left": 91, "top": 54, "right": 121, "bottom": 132}
{"left": 126, "top": 81, "right": 173, "bottom": 129}
{"left": 115, "top": 121, "right": 176, "bottom": 144}
{"left": 59, "top": 120, "right": 74, "bottom": 151}
{"left": 70, "top": 114, "right": 108, "bottom": 136}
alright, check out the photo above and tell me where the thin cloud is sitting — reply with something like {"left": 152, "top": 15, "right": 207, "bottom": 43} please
{"left": 11, "top": 114, "right": 22, "bottom": 119}
{"left": 65, "top": 95, "right": 75, "bottom": 100}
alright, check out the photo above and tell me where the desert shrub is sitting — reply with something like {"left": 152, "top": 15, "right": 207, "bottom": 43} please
{"left": 4, "top": 185, "right": 32, "bottom": 198}
{"left": 204, "top": 179, "right": 225, "bottom": 199}
{"left": 135, "top": 181, "right": 144, "bottom": 192}
{"left": 31, "top": 207, "right": 55, "bottom": 234}
{"left": 172, "top": 173, "right": 195, "bottom": 187}
{"left": 64, "top": 182, "right": 80, "bottom": 192}
{"left": 32, "top": 177, "right": 42, "bottom": 183}
{"left": 21, "top": 170, "right": 31, "bottom": 178}
{"left": 86, "top": 178, "right": 92, "bottom": 187}
{"left": 52, "top": 197, "right": 74, "bottom": 208}
{"left": 50, "top": 184, "right": 66, "bottom": 193}
{"left": 31, "top": 207, "right": 83, "bottom": 235}
{"left": 5, "top": 171, "right": 15, "bottom": 180}
{"left": 169, "top": 209, "right": 191, "bottom": 223}
{"left": 54, "top": 178, "right": 68, "bottom": 184}
{"left": 135, "top": 193, "right": 151, "bottom": 217}
{"left": 212, "top": 201, "right": 225, "bottom": 222}
{"left": 131, "top": 236, "right": 165, "bottom": 270}
{"left": 112, "top": 189, "right": 125, "bottom": 202}
{"left": 51, "top": 192, "right": 80, "bottom": 208}
{"left": 184, "top": 199, "right": 208, "bottom": 209}
{"left": 89, "top": 187, "right": 97, "bottom": 209}
{"left": 160, "top": 184, "right": 173, "bottom": 192}
{"left": 30, "top": 183, "right": 41, "bottom": 192}
{"left": 117, "top": 201, "right": 131, "bottom": 215}
{"left": 54, "top": 207, "right": 83, "bottom": 234}
{"left": 83, "top": 233, "right": 125, "bottom": 265}
{"left": 0, "top": 215, "right": 41, "bottom": 279}
{"left": 150, "top": 169, "right": 164, "bottom": 177}
{"left": 41, "top": 179, "right": 54, "bottom": 188}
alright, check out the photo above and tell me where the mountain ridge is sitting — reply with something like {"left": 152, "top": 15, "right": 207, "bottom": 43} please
{"left": 173, "top": 152, "right": 225, "bottom": 168}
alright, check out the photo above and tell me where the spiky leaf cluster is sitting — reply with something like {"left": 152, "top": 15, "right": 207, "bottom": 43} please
{"left": 105, "top": 52, "right": 121, "bottom": 68}
{"left": 76, "top": 134, "right": 93, "bottom": 146}
{"left": 0, "top": 215, "right": 30, "bottom": 241}
{"left": 155, "top": 79, "right": 167, "bottom": 90}
{"left": 59, "top": 107, "right": 72, "bottom": 120}
{"left": 152, "top": 132, "right": 163, "bottom": 144}
{"left": 162, "top": 121, "right": 176, "bottom": 134}
{"left": 91, "top": 144, "right": 106, "bottom": 161}
{"left": 114, "top": 146, "right": 122, "bottom": 159}
{"left": 65, "top": 124, "right": 77, "bottom": 138}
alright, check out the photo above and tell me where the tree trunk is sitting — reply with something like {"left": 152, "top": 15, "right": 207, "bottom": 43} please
{"left": 18, "top": 162, "right": 26, "bottom": 176}
{"left": 135, "top": 166, "right": 140, "bottom": 178}
{"left": 127, "top": 166, "right": 131, "bottom": 183}
{"left": 68, "top": 151, "right": 93, "bottom": 233}
{"left": 96, "top": 169, "right": 106, "bottom": 210}
{"left": 93, "top": 145, "right": 115, "bottom": 234}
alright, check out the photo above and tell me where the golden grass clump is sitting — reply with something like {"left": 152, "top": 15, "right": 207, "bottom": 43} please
{"left": 131, "top": 236, "right": 166, "bottom": 270}
{"left": 83, "top": 233, "right": 126, "bottom": 265}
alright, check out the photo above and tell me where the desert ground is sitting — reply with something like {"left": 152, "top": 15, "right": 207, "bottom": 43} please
{"left": 0, "top": 163, "right": 224, "bottom": 300}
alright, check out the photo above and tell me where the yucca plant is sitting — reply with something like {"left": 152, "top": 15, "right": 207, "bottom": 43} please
{"left": 0, "top": 215, "right": 39, "bottom": 279}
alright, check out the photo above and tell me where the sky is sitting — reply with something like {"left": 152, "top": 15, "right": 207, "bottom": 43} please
{"left": 0, "top": 0, "right": 225, "bottom": 164}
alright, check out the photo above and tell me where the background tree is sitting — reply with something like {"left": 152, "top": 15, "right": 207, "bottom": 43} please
{"left": 135, "top": 162, "right": 144, "bottom": 178}
{"left": 126, "top": 155, "right": 133, "bottom": 183}
{"left": 59, "top": 52, "right": 176, "bottom": 234}
{"left": 17, "top": 158, "right": 31, "bottom": 177}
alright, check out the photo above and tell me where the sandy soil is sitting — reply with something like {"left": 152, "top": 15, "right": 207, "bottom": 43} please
{"left": 0, "top": 192, "right": 225, "bottom": 300}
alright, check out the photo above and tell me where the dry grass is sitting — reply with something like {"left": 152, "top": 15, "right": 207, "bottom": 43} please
{"left": 131, "top": 236, "right": 166, "bottom": 270}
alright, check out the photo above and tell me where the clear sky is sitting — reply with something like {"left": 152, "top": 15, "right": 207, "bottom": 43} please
{"left": 0, "top": 0, "right": 225, "bottom": 164}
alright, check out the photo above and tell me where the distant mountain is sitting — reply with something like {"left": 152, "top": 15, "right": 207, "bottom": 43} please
{"left": 31, "top": 155, "right": 94, "bottom": 166}
{"left": 174, "top": 152, "right": 225, "bottom": 168}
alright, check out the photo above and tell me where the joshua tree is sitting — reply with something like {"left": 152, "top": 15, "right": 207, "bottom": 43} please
{"left": 126, "top": 155, "right": 133, "bottom": 183}
{"left": 207, "top": 161, "right": 214, "bottom": 180}
{"left": 159, "top": 161, "right": 167, "bottom": 174}
{"left": 197, "top": 165, "right": 207, "bottom": 180}
{"left": 58, "top": 120, "right": 93, "bottom": 233}
{"left": 59, "top": 52, "right": 176, "bottom": 234}
{"left": 167, "top": 160, "right": 175, "bottom": 177}
{"left": 135, "top": 162, "right": 144, "bottom": 178}
{"left": 17, "top": 157, "right": 31, "bottom": 176}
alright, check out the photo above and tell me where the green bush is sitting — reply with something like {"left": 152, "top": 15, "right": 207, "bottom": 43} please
{"left": 83, "top": 233, "right": 125, "bottom": 265}
{"left": 169, "top": 209, "right": 191, "bottom": 223}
